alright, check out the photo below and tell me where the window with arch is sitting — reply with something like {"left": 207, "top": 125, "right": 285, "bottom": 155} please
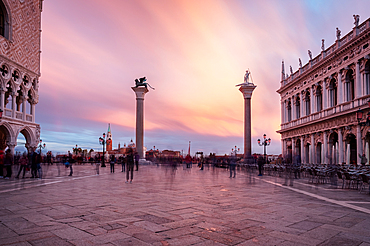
{"left": 345, "top": 69, "right": 355, "bottom": 102}
{"left": 364, "top": 60, "right": 370, "bottom": 95}
{"left": 329, "top": 78, "right": 337, "bottom": 107}
{"left": 295, "top": 95, "right": 300, "bottom": 119}
{"left": 316, "top": 85, "right": 322, "bottom": 112}
{"left": 287, "top": 100, "right": 292, "bottom": 122}
{"left": 305, "top": 91, "right": 311, "bottom": 116}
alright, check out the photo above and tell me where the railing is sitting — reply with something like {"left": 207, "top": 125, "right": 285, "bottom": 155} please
{"left": 281, "top": 95, "right": 370, "bottom": 131}
{"left": 26, "top": 114, "right": 32, "bottom": 122}
{"left": 16, "top": 112, "right": 23, "bottom": 120}
{"left": 4, "top": 108, "right": 11, "bottom": 117}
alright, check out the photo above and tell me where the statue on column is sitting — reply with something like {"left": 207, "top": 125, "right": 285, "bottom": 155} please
{"left": 236, "top": 69, "right": 254, "bottom": 86}
{"left": 134, "top": 77, "right": 155, "bottom": 90}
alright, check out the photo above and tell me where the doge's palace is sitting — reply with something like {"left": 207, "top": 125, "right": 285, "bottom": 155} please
{"left": 277, "top": 15, "right": 370, "bottom": 165}
{"left": 0, "top": 0, "right": 42, "bottom": 153}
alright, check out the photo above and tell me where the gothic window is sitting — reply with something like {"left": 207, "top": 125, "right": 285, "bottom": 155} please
{"left": 0, "top": 1, "right": 9, "bottom": 39}
{"left": 316, "top": 85, "right": 322, "bottom": 112}
{"left": 365, "top": 61, "right": 370, "bottom": 95}
{"left": 345, "top": 69, "right": 355, "bottom": 102}
{"left": 287, "top": 101, "right": 292, "bottom": 122}
{"left": 329, "top": 79, "right": 337, "bottom": 107}
{"left": 305, "top": 91, "right": 311, "bottom": 116}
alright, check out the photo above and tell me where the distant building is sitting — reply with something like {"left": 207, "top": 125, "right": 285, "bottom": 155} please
{"left": 277, "top": 16, "right": 370, "bottom": 165}
{"left": 0, "top": 0, "right": 43, "bottom": 154}
{"left": 106, "top": 123, "right": 112, "bottom": 151}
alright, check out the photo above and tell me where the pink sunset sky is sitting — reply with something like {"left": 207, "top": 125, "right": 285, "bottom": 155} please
{"left": 31, "top": 0, "right": 370, "bottom": 155}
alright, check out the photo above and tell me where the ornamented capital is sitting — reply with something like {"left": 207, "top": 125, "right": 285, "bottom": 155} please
{"left": 238, "top": 84, "right": 257, "bottom": 99}
{"left": 132, "top": 86, "right": 149, "bottom": 100}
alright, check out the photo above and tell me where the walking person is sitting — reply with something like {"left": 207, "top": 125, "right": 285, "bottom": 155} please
{"left": 68, "top": 151, "right": 73, "bottom": 176}
{"left": 4, "top": 149, "right": 13, "bottom": 179}
{"left": 121, "top": 155, "right": 126, "bottom": 172}
{"left": 110, "top": 154, "right": 115, "bottom": 173}
{"left": 95, "top": 154, "right": 100, "bottom": 175}
{"left": 36, "top": 151, "right": 42, "bottom": 179}
{"left": 126, "top": 148, "right": 134, "bottom": 183}
{"left": 16, "top": 152, "right": 28, "bottom": 179}
{"left": 134, "top": 151, "right": 140, "bottom": 171}
{"left": 0, "top": 149, "right": 4, "bottom": 178}
{"left": 257, "top": 156, "right": 264, "bottom": 176}
{"left": 31, "top": 151, "right": 38, "bottom": 178}
{"left": 359, "top": 153, "right": 367, "bottom": 166}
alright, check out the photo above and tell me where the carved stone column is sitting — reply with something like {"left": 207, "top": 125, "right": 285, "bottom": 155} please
{"left": 311, "top": 134, "right": 315, "bottom": 164}
{"left": 22, "top": 96, "right": 28, "bottom": 121}
{"left": 300, "top": 92, "right": 304, "bottom": 118}
{"left": 11, "top": 92, "right": 16, "bottom": 118}
{"left": 292, "top": 96, "right": 295, "bottom": 120}
{"left": 357, "top": 124, "right": 362, "bottom": 165}
{"left": 0, "top": 89, "right": 5, "bottom": 111}
{"left": 281, "top": 100, "right": 285, "bottom": 124}
{"left": 338, "top": 71, "right": 343, "bottom": 105}
{"left": 356, "top": 60, "right": 362, "bottom": 100}
{"left": 300, "top": 136, "right": 305, "bottom": 164}
{"left": 323, "top": 131, "right": 327, "bottom": 164}
{"left": 323, "top": 79, "right": 327, "bottom": 111}
{"left": 310, "top": 86, "right": 315, "bottom": 116}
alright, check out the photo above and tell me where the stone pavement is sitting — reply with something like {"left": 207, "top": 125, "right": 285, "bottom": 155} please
{"left": 1, "top": 164, "right": 370, "bottom": 246}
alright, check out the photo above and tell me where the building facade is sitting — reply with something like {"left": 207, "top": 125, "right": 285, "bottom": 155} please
{"left": 0, "top": 0, "right": 42, "bottom": 153}
{"left": 277, "top": 16, "right": 370, "bottom": 165}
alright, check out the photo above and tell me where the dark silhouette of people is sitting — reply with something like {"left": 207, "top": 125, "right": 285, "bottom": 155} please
{"left": 126, "top": 148, "right": 134, "bottom": 183}
{"left": 110, "top": 154, "right": 115, "bottom": 173}
{"left": 134, "top": 152, "right": 140, "bottom": 171}
{"left": 16, "top": 152, "right": 28, "bottom": 179}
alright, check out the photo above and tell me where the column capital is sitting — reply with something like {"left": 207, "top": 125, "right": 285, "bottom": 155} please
{"left": 131, "top": 86, "right": 149, "bottom": 100}
{"left": 238, "top": 84, "right": 257, "bottom": 99}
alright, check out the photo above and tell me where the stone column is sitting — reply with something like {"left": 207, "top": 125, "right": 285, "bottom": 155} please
{"left": 300, "top": 136, "right": 305, "bottom": 164}
{"left": 281, "top": 139, "right": 285, "bottom": 158}
{"left": 31, "top": 101, "right": 36, "bottom": 122}
{"left": 311, "top": 134, "right": 315, "bottom": 164}
{"left": 11, "top": 93, "right": 16, "bottom": 118}
{"left": 356, "top": 60, "right": 362, "bottom": 100}
{"left": 0, "top": 89, "right": 5, "bottom": 111}
{"left": 22, "top": 96, "right": 27, "bottom": 121}
{"left": 323, "top": 80, "right": 327, "bottom": 110}
{"left": 338, "top": 128, "right": 343, "bottom": 164}
{"left": 132, "top": 86, "right": 149, "bottom": 159}
{"left": 338, "top": 71, "right": 343, "bottom": 105}
{"left": 238, "top": 84, "right": 257, "bottom": 158}
{"left": 357, "top": 124, "right": 362, "bottom": 165}
{"left": 300, "top": 92, "right": 304, "bottom": 118}
{"left": 292, "top": 137, "right": 295, "bottom": 156}
{"left": 281, "top": 100, "right": 285, "bottom": 124}
{"left": 292, "top": 96, "right": 295, "bottom": 120}
{"left": 323, "top": 131, "right": 327, "bottom": 164}
{"left": 310, "top": 86, "right": 314, "bottom": 114}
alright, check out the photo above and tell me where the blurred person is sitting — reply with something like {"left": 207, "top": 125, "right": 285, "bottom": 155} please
{"left": 134, "top": 151, "right": 140, "bottom": 171}
{"left": 293, "top": 152, "right": 301, "bottom": 179}
{"left": 0, "top": 149, "right": 4, "bottom": 178}
{"left": 257, "top": 156, "right": 264, "bottom": 176}
{"left": 4, "top": 149, "right": 13, "bottom": 179}
{"left": 229, "top": 153, "right": 236, "bottom": 178}
{"left": 359, "top": 153, "right": 367, "bottom": 166}
{"left": 47, "top": 151, "right": 52, "bottom": 165}
{"left": 16, "top": 152, "right": 28, "bottom": 179}
{"left": 121, "top": 155, "right": 126, "bottom": 172}
{"left": 68, "top": 151, "right": 73, "bottom": 176}
{"left": 126, "top": 148, "right": 134, "bottom": 183}
{"left": 110, "top": 154, "right": 115, "bottom": 173}
{"left": 31, "top": 151, "right": 38, "bottom": 178}
{"left": 36, "top": 152, "right": 42, "bottom": 179}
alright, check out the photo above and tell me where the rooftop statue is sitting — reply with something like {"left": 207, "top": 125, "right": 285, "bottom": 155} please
{"left": 308, "top": 50, "right": 312, "bottom": 60}
{"left": 336, "top": 27, "right": 341, "bottom": 40}
{"left": 134, "top": 77, "right": 155, "bottom": 90}
{"left": 321, "top": 39, "right": 325, "bottom": 52}
{"left": 299, "top": 58, "right": 302, "bottom": 68}
{"left": 353, "top": 14, "right": 360, "bottom": 28}
{"left": 290, "top": 66, "right": 293, "bottom": 74}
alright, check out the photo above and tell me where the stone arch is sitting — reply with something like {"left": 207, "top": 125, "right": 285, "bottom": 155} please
{"left": 344, "top": 68, "right": 355, "bottom": 101}
{"left": 0, "top": 62, "right": 10, "bottom": 81}
{"left": 0, "top": 121, "right": 15, "bottom": 150}
{"left": 344, "top": 133, "right": 357, "bottom": 165}
{"left": 16, "top": 126, "right": 35, "bottom": 152}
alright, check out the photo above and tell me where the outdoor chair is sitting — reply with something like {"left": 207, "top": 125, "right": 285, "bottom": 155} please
{"left": 307, "top": 169, "right": 315, "bottom": 183}
{"left": 359, "top": 174, "right": 370, "bottom": 194}
{"left": 343, "top": 172, "right": 356, "bottom": 189}
{"left": 312, "top": 168, "right": 325, "bottom": 184}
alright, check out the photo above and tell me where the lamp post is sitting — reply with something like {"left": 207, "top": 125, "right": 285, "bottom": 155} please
{"left": 73, "top": 144, "right": 78, "bottom": 156}
{"left": 257, "top": 134, "right": 271, "bottom": 164}
{"left": 231, "top": 145, "right": 240, "bottom": 156}
{"left": 37, "top": 139, "right": 46, "bottom": 154}
{"left": 99, "top": 133, "right": 106, "bottom": 167}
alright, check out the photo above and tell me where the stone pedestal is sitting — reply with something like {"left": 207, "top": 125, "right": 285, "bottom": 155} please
{"left": 238, "top": 84, "right": 257, "bottom": 158}
{"left": 132, "top": 86, "right": 149, "bottom": 159}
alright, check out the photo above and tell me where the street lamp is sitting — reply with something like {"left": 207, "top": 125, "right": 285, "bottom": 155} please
{"left": 73, "top": 144, "right": 79, "bottom": 156}
{"left": 231, "top": 145, "right": 240, "bottom": 156}
{"left": 99, "top": 133, "right": 106, "bottom": 167}
{"left": 38, "top": 139, "right": 46, "bottom": 154}
{"left": 257, "top": 134, "right": 271, "bottom": 164}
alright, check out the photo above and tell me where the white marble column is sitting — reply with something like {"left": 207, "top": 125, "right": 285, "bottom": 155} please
{"left": 0, "top": 89, "right": 5, "bottom": 111}
{"left": 357, "top": 124, "right": 362, "bottom": 165}
{"left": 281, "top": 101, "right": 285, "bottom": 124}
{"left": 31, "top": 103, "right": 36, "bottom": 122}
{"left": 310, "top": 86, "right": 315, "bottom": 115}
{"left": 338, "top": 71, "right": 343, "bottom": 105}
{"left": 323, "top": 80, "right": 327, "bottom": 110}
{"left": 323, "top": 131, "right": 327, "bottom": 164}
{"left": 300, "top": 92, "right": 304, "bottom": 118}
{"left": 311, "top": 134, "right": 315, "bottom": 164}
{"left": 132, "top": 86, "right": 149, "bottom": 159}
{"left": 338, "top": 129, "right": 344, "bottom": 164}
{"left": 300, "top": 136, "right": 304, "bottom": 164}
{"left": 292, "top": 97, "right": 295, "bottom": 120}
{"left": 22, "top": 96, "right": 27, "bottom": 121}
{"left": 11, "top": 93, "right": 16, "bottom": 118}
{"left": 356, "top": 60, "right": 362, "bottom": 99}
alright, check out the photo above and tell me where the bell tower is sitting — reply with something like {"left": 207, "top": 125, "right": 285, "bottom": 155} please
{"left": 106, "top": 123, "right": 112, "bottom": 151}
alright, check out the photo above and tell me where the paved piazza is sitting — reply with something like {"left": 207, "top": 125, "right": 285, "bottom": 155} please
{"left": 1, "top": 164, "right": 370, "bottom": 246}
